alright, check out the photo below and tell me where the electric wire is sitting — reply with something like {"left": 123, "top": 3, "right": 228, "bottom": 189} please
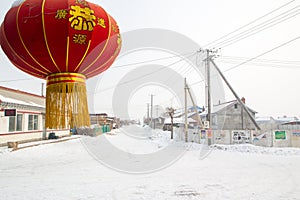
{"left": 217, "top": 57, "right": 300, "bottom": 69}
{"left": 222, "top": 35, "right": 300, "bottom": 72}
{"left": 96, "top": 52, "right": 197, "bottom": 93}
{"left": 111, "top": 51, "right": 195, "bottom": 69}
{"left": 190, "top": 35, "right": 300, "bottom": 87}
{"left": 0, "top": 53, "right": 195, "bottom": 84}
{"left": 0, "top": 78, "right": 34, "bottom": 83}
{"left": 220, "top": 56, "right": 300, "bottom": 65}
{"left": 161, "top": 35, "right": 300, "bottom": 107}
{"left": 218, "top": 8, "right": 300, "bottom": 48}
{"left": 204, "top": 0, "right": 296, "bottom": 48}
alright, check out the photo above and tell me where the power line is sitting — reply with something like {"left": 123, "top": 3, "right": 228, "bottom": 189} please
{"left": 218, "top": 56, "right": 300, "bottom": 69}
{"left": 218, "top": 8, "right": 300, "bottom": 48}
{"left": 204, "top": 0, "right": 298, "bottom": 48}
{"left": 220, "top": 56, "right": 300, "bottom": 64}
{"left": 204, "top": 0, "right": 296, "bottom": 47}
{"left": 223, "top": 35, "right": 300, "bottom": 72}
{"left": 161, "top": 35, "right": 300, "bottom": 106}
{"left": 0, "top": 78, "right": 34, "bottom": 83}
{"left": 218, "top": 60, "right": 300, "bottom": 69}
{"left": 154, "top": 57, "right": 193, "bottom": 95}
{"left": 96, "top": 52, "right": 197, "bottom": 93}
{"left": 154, "top": 35, "right": 300, "bottom": 105}
{"left": 111, "top": 52, "right": 195, "bottom": 69}
{"left": 190, "top": 35, "right": 300, "bottom": 86}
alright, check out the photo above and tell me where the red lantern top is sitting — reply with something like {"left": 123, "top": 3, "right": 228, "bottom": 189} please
{"left": 0, "top": 0, "right": 121, "bottom": 79}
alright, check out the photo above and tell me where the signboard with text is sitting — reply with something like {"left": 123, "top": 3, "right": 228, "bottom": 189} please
{"left": 4, "top": 109, "right": 16, "bottom": 117}
{"left": 292, "top": 131, "right": 300, "bottom": 137}
{"left": 275, "top": 131, "right": 286, "bottom": 140}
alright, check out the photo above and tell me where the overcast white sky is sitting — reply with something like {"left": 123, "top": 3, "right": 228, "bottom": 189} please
{"left": 0, "top": 0, "right": 300, "bottom": 119}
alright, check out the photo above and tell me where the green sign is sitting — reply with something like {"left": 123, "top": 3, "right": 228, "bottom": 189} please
{"left": 275, "top": 131, "right": 286, "bottom": 140}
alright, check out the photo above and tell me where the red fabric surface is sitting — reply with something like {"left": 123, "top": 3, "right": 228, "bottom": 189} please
{"left": 0, "top": 0, "right": 121, "bottom": 79}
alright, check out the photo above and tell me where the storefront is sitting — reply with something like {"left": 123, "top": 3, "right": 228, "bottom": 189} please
{"left": 0, "top": 86, "right": 69, "bottom": 146}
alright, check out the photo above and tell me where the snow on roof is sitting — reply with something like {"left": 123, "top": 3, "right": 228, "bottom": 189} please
{"left": 276, "top": 116, "right": 299, "bottom": 122}
{"left": 255, "top": 116, "right": 276, "bottom": 122}
{"left": 164, "top": 117, "right": 196, "bottom": 124}
{"left": 0, "top": 86, "right": 45, "bottom": 108}
{"left": 173, "top": 106, "right": 203, "bottom": 117}
{"left": 212, "top": 101, "right": 235, "bottom": 113}
{"left": 212, "top": 100, "right": 257, "bottom": 114}
{"left": 164, "top": 117, "right": 183, "bottom": 124}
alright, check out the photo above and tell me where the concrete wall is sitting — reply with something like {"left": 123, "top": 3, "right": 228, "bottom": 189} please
{"left": 0, "top": 110, "right": 44, "bottom": 133}
{"left": 213, "top": 104, "right": 256, "bottom": 130}
{"left": 0, "top": 112, "right": 9, "bottom": 132}
{"left": 0, "top": 129, "right": 70, "bottom": 146}
{"left": 180, "top": 129, "right": 300, "bottom": 148}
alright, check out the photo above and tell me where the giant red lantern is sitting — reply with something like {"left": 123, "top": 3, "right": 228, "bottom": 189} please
{"left": 0, "top": 0, "right": 121, "bottom": 129}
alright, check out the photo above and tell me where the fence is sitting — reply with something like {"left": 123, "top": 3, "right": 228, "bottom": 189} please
{"left": 73, "top": 125, "right": 111, "bottom": 137}
{"left": 176, "top": 128, "right": 300, "bottom": 148}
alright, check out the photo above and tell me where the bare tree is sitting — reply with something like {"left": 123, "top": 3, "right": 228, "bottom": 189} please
{"left": 166, "top": 107, "right": 175, "bottom": 139}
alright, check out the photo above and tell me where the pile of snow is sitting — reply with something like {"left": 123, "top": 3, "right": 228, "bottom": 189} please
{"left": 213, "top": 144, "right": 300, "bottom": 156}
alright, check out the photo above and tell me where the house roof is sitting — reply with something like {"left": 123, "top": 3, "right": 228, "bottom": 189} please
{"left": 281, "top": 120, "right": 300, "bottom": 125}
{"left": 164, "top": 117, "right": 196, "bottom": 124}
{"left": 255, "top": 116, "right": 276, "bottom": 123}
{"left": 276, "top": 116, "right": 299, "bottom": 124}
{"left": 173, "top": 106, "right": 203, "bottom": 118}
{"left": 212, "top": 100, "right": 257, "bottom": 114}
{"left": 0, "top": 86, "right": 45, "bottom": 109}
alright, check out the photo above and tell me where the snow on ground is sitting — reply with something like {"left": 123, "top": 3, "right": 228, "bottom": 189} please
{"left": 213, "top": 144, "right": 300, "bottom": 156}
{"left": 1, "top": 125, "right": 300, "bottom": 200}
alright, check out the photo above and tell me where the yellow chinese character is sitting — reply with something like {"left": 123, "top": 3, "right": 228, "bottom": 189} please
{"left": 97, "top": 18, "right": 106, "bottom": 28}
{"left": 117, "top": 34, "right": 121, "bottom": 45}
{"left": 114, "top": 34, "right": 121, "bottom": 56}
{"left": 76, "top": 0, "right": 88, "bottom": 6}
{"left": 69, "top": 5, "right": 96, "bottom": 31}
{"left": 112, "top": 25, "right": 117, "bottom": 33}
{"left": 73, "top": 34, "right": 87, "bottom": 44}
{"left": 55, "top": 9, "right": 68, "bottom": 19}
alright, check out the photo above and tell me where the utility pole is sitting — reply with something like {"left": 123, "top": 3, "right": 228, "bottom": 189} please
{"left": 41, "top": 83, "right": 44, "bottom": 97}
{"left": 150, "top": 94, "right": 154, "bottom": 128}
{"left": 186, "top": 82, "right": 204, "bottom": 129}
{"left": 184, "top": 78, "right": 188, "bottom": 142}
{"left": 241, "top": 107, "right": 244, "bottom": 129}
{"left": 205, "top": 49, "right": 212, "bottom": 126}
{"left": 210, "top": 59, "right": 261, "bottom": 130}
{"left": 200, "top": 48, "right": 219, "bottom": 146}
{"left": 146, "top": 103, "right": 150, "bottom": 125}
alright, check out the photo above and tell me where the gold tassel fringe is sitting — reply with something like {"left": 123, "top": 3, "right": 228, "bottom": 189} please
{"left": 46, "top": 73, "right": 90, "bottom": 129}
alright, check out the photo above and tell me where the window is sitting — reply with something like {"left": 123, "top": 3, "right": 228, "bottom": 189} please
{"left": 212, "top": 115, "right": 217, "bottom": 126}
{"left": 8, "top": 116, "right": 16, "bottom": 132}
{"left": 28, "top": 115, "right": 33, "bottom": 130}
{"left": 28, "top": 115, "right": 39, "bottom": 130}
{"left": 16, "top": 114, "right": 23, "bottom": 131}
{"left": 8, "top": 114, "right": 23, "bottom": 132}
{"left": 33, "top": 115, "right": 38, "bottom": 130}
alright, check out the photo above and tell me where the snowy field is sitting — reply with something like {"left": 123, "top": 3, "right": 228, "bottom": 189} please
{"left": 1, "top": 125, "right": 300, "bottom": 200}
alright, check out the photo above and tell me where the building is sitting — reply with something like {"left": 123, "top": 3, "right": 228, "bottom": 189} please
{"left": 0, "top": 86, "right": 69, "bottom": 146}
{"left": 255, "top": 116, "right": 300, "bottom": 130}
{"left": 90, "top": 113, "right": 120, "bottom": 131}
{"left": 255, "top": 116, "right": 277, "bottom": 130}
{"left": 209, "top": 98, "right": 257, "bottom": 130}
{"left": 276, "top": 116, "right": 299, "bottom": 124}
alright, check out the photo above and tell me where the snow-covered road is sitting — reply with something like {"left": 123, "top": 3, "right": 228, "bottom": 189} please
{"left": 1, "top": 126, "right": 300, "bottom": 200}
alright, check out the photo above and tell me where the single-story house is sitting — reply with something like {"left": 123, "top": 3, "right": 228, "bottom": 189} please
{"left": 0, "top": 86, "right": 69, "bottom": 146}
